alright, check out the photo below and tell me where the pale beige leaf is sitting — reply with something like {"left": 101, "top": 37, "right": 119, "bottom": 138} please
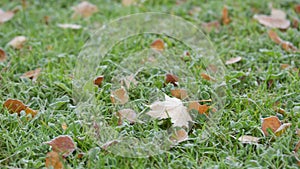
{"left": 110, "top": 86, "right": 129, "bottom": 104}
{"left": 146, "top": 95, "right": 192, "bottom": 128}
{"left": 271, "top": 8, "right": 286, "bottom": 19}
{"left": 57, "top": 23, "right": 82, "bottom": 29}
{"left": 122, "top": 0, "right": 136, "bottom": 6}
{"left": 225, "top": 56, "right": 242, "bottom": 65}
{"left": 238, "top": 135, "right": 260, "bottom": 144}
{"left": 0, "top": 9, "right": 14, "bottom": 23}
{"left": 8, "top": 36, "right": 27, "bottom": 49}
{"left": 116, "top": 108, "right": 137, "bottom": 124}
{"left": 275, "top": 123, "right": 292, "bottom": 136}
{"left": 20, "top": 68, "right": 41, "bottom": 82}
{"left": 254, "top": 14, "right": 290, "bottom": 29}
{"left": 72, "top": 1, "right": 98, "bottom": 18}
{"left": 121, "top": 74, "right": 138, "bottom": 88}
{"left": 170, "top": 129, "right": 188, "bottom": 143}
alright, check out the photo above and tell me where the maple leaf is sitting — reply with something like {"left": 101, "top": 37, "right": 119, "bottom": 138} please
{"left": 146, "top": 95, "right": 192, "bottom": 128}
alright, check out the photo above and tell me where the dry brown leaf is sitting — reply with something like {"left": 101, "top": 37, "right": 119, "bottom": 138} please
{"left": 225, "top": 56, "right": 242, "bottom": 65}
{"left": 275, "top": 123, "right": 292, "bottom": 136}
{"left": 3, "top": 99, "right": 38, "bottom": 117}
{"left": 57, "top": 23, "right": 82, "bottom": 29}
{"left": 170, "top": 89, "right": 188, "bottom": 100}
{"left": 61, "top": 122, "right": 67, "bottom": 131}
{"left": 116, "top": 108, "right": 137, "bottom": 125}
{"left": 295, "top": 4, "right": 300, "bottom": 14}
{"left": 222, "top": 6, "right": 230, "bottom": 25}
{"left": 238, "top": 135, "right": 260, "bottom": 144}
{"left": 101, "top": 140, "right": 119, "bottom": 150}
{"left": 93, "top": 75, "right": 104, "bottom": 86}
{"left": 45, "top": 151, "right": 64, "bottom": 169}
{"left": 295, "top": 140, "right": 300, "bottom": 152}
{"left": 254, "top": 8, "right": 290, "bottom": 29}
{"left": 45, "top": 135, "right": 76, "bottom": 157}
{"left": 72, "top": 1, "right": 98, "bottom": 18}
{"left": 261, "top": 116, "right": 281, "bottom": 136}
{"left": 200, "top": 73, "right": 215, "bottom": 81}
{"left": 0, "top": 9, "right": 14, "bottom": 24}
{"left": 8, "top": 36, "right": 27, "bottom": 49}
{"left": 122, "top": 0, "right": 136, "bottom": 6}
{"left": 110, "top": 87, "right": 129, "bottom": 104}
{"left": 268, "top": 30, "right": 298, "bottom": 52}
{"left": 147, "top": 95, "right": 192, "bottom": 128}
{"left": 0, "top": 48, "right": 7, "bottom": 62}
{"left": 150, "top": 39, "right": 164, "bottom": 52}
{"left": 165, "top": 73, "right": 179, "bottom": 86}
{"left": 188, "top": 101, "right": 209, "bottom": 114}
{"left": 292, "top": 18, "right": 299, "bottom": 29}
{"left": 20, "top": 68, "right": 41, "bottom": 82}
{"left": 121, "top": 74, "right": 138, "bottom": 88}
{"left": 280, "top": 64, "right": 290, "bottom": 70}
{"left": 202, "top": 20, "right": 220, "bottom": 33}
{"left": 170, "top": 129, "right": 188, "bottom": 143}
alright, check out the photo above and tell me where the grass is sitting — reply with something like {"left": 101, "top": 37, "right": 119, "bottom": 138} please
{"left": 0, "top": 0, "right": 299, "bottom": 168}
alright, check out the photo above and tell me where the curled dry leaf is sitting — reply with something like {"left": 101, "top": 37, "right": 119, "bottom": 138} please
{"left": 238, "top": 135, "right": 260, "bottom": 144}
{"left": 122, "top": 0, "right": 136, "bottom": 6}
{"left": 202, "top": 20, "right": 220, "bottom": 33}
{"left": 3, "top": 99, "right": 38, "bottom": 117}
{"left": 0, "top": 9, "right": 14, "bottom": 24}
{"left": 222, "top": 6, "right": 230, "bottom": 25}
{"left": 116, "top": 108, "right": 137, "bottom": 125}
{"left": 147, "top": 95, "right": 192, "bottom": 128}
{"left": 275, "top": 123, "right": 292, "bottom": 136}
{"left": 45, "top": 151, "right": 64, "bottom": 169}
{"left": 150, "top": 39, "right": 164, "bottom": 52}
{"left": 268, "top": 30, "right": 298, "bottom": 52}
{"left": 170, "top": 89, "right": 188, "bottom": 100}
{"left": 295, "top": 4, "right": 300, "bottom": 14}
{"left": 0, "top": 48, "right": 7, "bottom": 62}
{"left": 170, "top": 129, "right": 188, "bottom": 143}
{"left": 110, "top": 86, "right": 129, "bottom": 105}
{"left": 45, "top": 135, "right": 76, "bottom": 157}
{"left": 165, "top": 73, "right": 179, "bottom": 86}
{"left": 225, "top": 56, "right": 242, "bottom": 65}
{"left": 72, "top": 1, "right": 98, "bottom": 18}
{"left": 188, "top": 101, "right": 209, "bottom": 114}
{"left": 20, "top": 68, "right": 41, "bottom": 82}
{"left": 261, "top": 116, "right": 281, "bottom": 136}
{"left": 200, "top": 73, "right": 215, "bottom": 81}
{"left": 57, "top": 24, "right": 82, "bottom": 30}
{"left": 254, "top": 8, "right": 290, "bottom": 29}
{"left": 8, "top": 36, "right": 27, "bottom": 49}
{"left": 93, "top": 75, "right": 104, "bottom": 86}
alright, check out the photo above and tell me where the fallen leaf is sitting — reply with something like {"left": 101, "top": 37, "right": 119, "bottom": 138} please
{"left": 170, "top": 129, "right": 188, "bottom": 143}
{"left": 254, "top": 8, "right": 290, "bottom": 29}
{"left": 200, "top": 73, "right": 215, "bottom": 81}
{"left": 261, "top": 116, "right": 281, "bottom": 136}
{"left": 61, "top": 123, "right": 67, "bottom": 131}
{"left": 110, "top": 86, "right": 129, "bottom": 104}
{"left": 296, "top": 128, "right": 300, "bottom": 136}
{"left": 275, "top": 123, "right": 292, "bottom": 136}
{"left": 0, "top": 9, "right": 14, "bottom": 24}
{"left": 116, "top": 108, "right": 137, "bottom": 125}
{"left": 45, "top": 151, "right": 64, "bottom": 169}
{"left": 93, "top": 75, "right": 104, "bottom": 86}
{"left": 165, "top": 73, "right": 179, "bottom": 86}
{"left": 292, "top": 17, "right": 299, "bottom": 29}
{"left": 188, "top": 101, "right": 209, "bottom": 114}
{"left": 8, "top": 36, "right": 27, "bottom": 49}
{"left": 202, "top": 20, "right": 220, "bottom": 33}
{"left": 268, "top": 30, "right": 298, "bottom": 52}
{"left": 45, "top": 135, "right": 76, "bottom": 157}
{"left": 77, "top": 153, "right": 84, "bottom": 159}
{"left": 295, "top": 4, "right": 300, "bottom": 14}
{"left": 238, "top": 135, "right": 260, "bottom": 144}
{"left": 122, "top": 0, "right": 136, "bottom": 6}
{"left": 101, "top": 140, "right": 119, "bottom": 150}
{"left": 0, "top": 48, "right": 7, "bottom": 62}
{"left": 20, "top": 68, "right": 41, "bottom": 82}
{"left": 150, "top": 39, "right": 164, "bottom": 52}
{"left": 146, "top": 95, "right": 192, "bottom": 128}
{"left": 57, "top": 24, "right": 82, "bottom": 29}
{"left": 72, "top": 1, "right": 98, "bottom": 18}
{"left": 280, "top": 64, "right": 290, "bottom": 70}
{"left": 170, "top": 89, "right": 188, "bottom": 100}
{"left": 225, "top": 56, "right": 242, "bottom": 65}
{"left": 121, "top": 74, "right": 138, "bottom": 88}
{"left": 43, "top": 15, "right": 50, "bottom": 25}
{"left": 3, "top": 99, "right": 38, "bottom": 117}
{"left": 295, "top": 140, "right": 300, "bottom": 152}
{"left": 222, "top": 6, "right": 230, "bottom": 25}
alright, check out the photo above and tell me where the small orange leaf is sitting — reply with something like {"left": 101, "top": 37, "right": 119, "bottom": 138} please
{"left": 150, "top": 39, "right": 164, "bottom": 52}
{"left": 225, "top": 56, "right": 242, "bottom": 65}
{"left": 45, "top": 135, "right": 76, "bottom": 157}
{"left": 200, "top": 73, "right": 215, "bottom": 81}
{"left": 275, "top": 123, "right": 292, "bottom": 136}
{"left": 0, "top": 48, "right": 7, "bottom": 62}
{"left": 170, "top": 129, "right": 188, "bottom": 143}
{"left": 198, "top": 104, "right": 209, "bottom": 114}
{"left": 45, "top": 151, "right": 64, "bottom": 169}
{"left": 8, "top": 36, "right": 27, "bottom": 49}
{"left": 93, "top": 75, "right": 104, "bottom": 86}
{"left": 261, "top": 116, "right": 281, "bottom": 136}
{"left": 72, "top": 1, "right": 98, "bottom": 18}
{"left": 170, "top": 89, "right": 188, "bottom": 100}
{"left": 280, "top": 64, "right": 290, "bottom": 70}
{"left": 61, "top": 123, "right": 67, "bottom": 131}
{"left": 294, "top": 4, "right": 300, "bottom": 14}
{"left": 165, "top": 73, "right": 179, "bottom": 86}
{"left": 238, "top": 135, "right": 260, "bottom": 144}
{"left": 110, "top": 87, "right": 129, "bottom": 104}
{"left": 0, "top": 9, "right": 14, "bottom": 24}
{"left": 3, "top": 99, "right": 37, "bottom": 117}
{"left": 116, "top": 108, "right": 137, "bottom": 125}
{"left": 268, "top": 30, "right": 298, "bottom": 52}
{"left": 188, "top": 101, "right": 209, "bottom": 114}
{"left": 222, "top": 6, "right": 230, "bottom": 25}
{"left": 57, "top": 23, "right": 82, "bottom": 29}
{"left": 20, "top": 68, "right": 41, "bottom": 82}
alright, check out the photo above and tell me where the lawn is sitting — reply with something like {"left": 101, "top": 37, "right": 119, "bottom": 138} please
{"left": 0, "top": 0, "right": 299, "bottom": 168}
